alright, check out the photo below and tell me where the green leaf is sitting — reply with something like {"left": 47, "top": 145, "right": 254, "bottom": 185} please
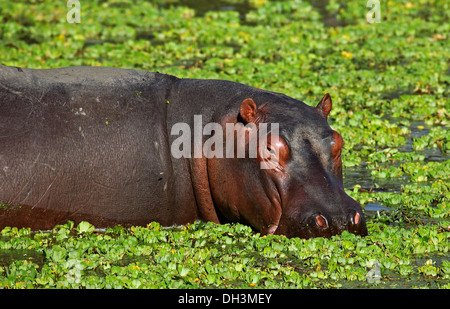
{"left": 179, "top": 267, "right": 190, "bottom": 277}
{"left": 77, "top": 221, "right": 95, "bottom": 234}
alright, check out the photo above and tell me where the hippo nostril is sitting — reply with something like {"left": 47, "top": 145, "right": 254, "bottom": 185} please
{"left": 315, "top": 215, "right": 328, "bottom": 229}
{"left": 354, "top": 212, "right": 361, "bottom": 225}
{"left": 349, "top": 212, "right": 361, "bottom": 225}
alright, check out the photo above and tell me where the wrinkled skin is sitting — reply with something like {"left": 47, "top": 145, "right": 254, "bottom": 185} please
{"left": 0, "top": 65, "right": 367, "bottom": 238}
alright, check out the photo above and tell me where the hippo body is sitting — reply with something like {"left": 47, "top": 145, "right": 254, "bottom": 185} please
{"left": 0, "top": 65, "right": 367, "bottom": 238}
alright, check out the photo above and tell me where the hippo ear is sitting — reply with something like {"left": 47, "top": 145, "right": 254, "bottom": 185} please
{"left": 239, "top": 98, "right": 258, "bottom": 123}
{"left": 316, "top": 93, "right": 332, "bottom": 120}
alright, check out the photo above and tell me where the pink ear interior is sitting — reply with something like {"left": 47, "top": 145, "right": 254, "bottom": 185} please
{"left": 239, "top": 98, "right": 257, "bottom": 123}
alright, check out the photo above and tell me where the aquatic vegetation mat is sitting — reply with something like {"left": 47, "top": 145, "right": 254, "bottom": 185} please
{"left": 0, "top": 0, "right": 449, "bottom": 288}
{"left": 0, "top": 220, "right": 449, "bottom": 288}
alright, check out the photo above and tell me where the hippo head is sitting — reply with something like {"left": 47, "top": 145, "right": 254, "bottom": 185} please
{"left": 207, "top": 93, "right": 368, "bottom": 239}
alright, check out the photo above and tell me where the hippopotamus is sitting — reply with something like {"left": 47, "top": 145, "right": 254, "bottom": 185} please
{"left": 0, "top": 65, "right": 367, "bottom": 238}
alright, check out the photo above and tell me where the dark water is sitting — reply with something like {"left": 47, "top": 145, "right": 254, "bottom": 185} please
{"left": 342, "top": 119, "right": 449, "bottom": 219}
{"left": 159, "top": 0, "right": 343, "bottom": 27}
{"left": 343, "top": 121, "right": 449, "bottom": 187}
{"left": 0, "top": 248, "right": 44, "bottom": 268}
{"left": 158, "top": 0, "right": 253, "bottom": 20}
{"left": 308, "top": 0, "right": 346, "bottom": 27}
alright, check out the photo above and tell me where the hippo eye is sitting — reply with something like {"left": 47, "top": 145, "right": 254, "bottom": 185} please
{"left": 258, "top": 135, "right": 290, "bottom": 170}
{"left": 267, "top": 146, "right": 276, "bottom": 155}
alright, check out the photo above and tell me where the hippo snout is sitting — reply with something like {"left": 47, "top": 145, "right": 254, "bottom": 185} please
{"left": 275, "top": 199, "right": 368, "bottom": 238}
{"left": 313, "top": 210, "right": 367, "bottom": 236}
